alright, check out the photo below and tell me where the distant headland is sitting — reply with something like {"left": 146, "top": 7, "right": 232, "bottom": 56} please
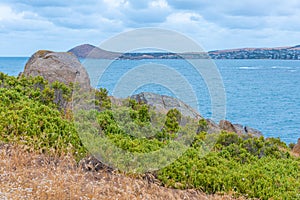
{"left": 69, "top": 44, "right": 300, "bottom": 60}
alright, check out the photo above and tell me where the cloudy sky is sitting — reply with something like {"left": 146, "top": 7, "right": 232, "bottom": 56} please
{"left": 1, "top": 0, "right": 300, "bottom": 56}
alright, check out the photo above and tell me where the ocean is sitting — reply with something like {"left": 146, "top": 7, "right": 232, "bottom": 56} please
{"left": 1, "top": 57, "right": 299, "bottom": 144}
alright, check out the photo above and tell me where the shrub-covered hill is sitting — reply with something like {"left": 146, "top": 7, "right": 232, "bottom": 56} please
{"left": 0, "top": 72, "right": 299, "bottom": 199}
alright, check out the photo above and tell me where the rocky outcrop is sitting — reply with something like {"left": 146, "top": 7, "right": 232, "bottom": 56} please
{"left": 244, "top": 126, "right": 263, "bottom": 137}
{"left": 219, "top": 120, "right": 241, "bottom": 135}
{"left": 131, "top": 92, "right": 202, "bottom": 119}
{"left": 130, "top": 92, "right": 262, "bottom": 137}
{"left": 206, "top": 119, "right": 221, "bottom": 134}
{"left": 219, "top": 120, "right": 262, "bottom": 137}
{"left": 292, "top": 138, "right": 300, "bottom": 155}
{"left": 22, "top": 50, "right": 91, "bottom": 90}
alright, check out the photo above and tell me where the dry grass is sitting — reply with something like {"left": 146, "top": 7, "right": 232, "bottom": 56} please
{"left": 0, "top": 143, "right": 246, "bottom": 200}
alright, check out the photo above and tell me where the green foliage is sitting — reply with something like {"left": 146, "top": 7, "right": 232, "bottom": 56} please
{"left": 197, "top": 118, "right": 208, "bottom": 132}
{"left": 157, "top": 131, "right": 300, "bottom": 199}
{"left": 106, "top": 133, "right": 165, "bottom": 153}
{"left": 58, "top": 86, "right": 300, "bottom": 199}
{"left": 216, "top": 131, "right": 242, "bottom": 147}
{"left": 96, "top": 101, "right": 168, "bottom": 152}
{"left": 164, "top": 108, "right": 181, "bottom": 133}
{"left": 95, "top": 88, "right": 111, "bottom": 110}
{"left": 0, "top": 73, "right": 86, "bottom": 160}
{"left": 159, "top": 151, "right": 300, "bottom": 199}
{"left": 289, "top": 143, "right": 296, "bottom": 150}
{"left": 0, "top": 72, "right": 299, "bottom": 199}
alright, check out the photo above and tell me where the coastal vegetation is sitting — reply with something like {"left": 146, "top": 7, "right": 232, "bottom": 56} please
{"left": 0, "top": 72, "right": 299, "bottom": 199}
{"left": 0, "top": 72, "right": 86, "bottom": 161}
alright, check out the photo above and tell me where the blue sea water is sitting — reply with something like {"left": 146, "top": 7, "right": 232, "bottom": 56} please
{"left": 0, "top": 57, "right": 299, "bottom": 144}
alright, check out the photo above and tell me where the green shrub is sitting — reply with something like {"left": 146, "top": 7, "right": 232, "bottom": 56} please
{"left": 197, "top": 118, "right": 208, "bottom": 132}
{"left": 95, "top": 88, "right": 111, "bottom": 110}
{"left": 289, "top": 143, "right": 296, "bottom": 149}
{"left": 0, "top": 72, "right": 299, "bottom": 199}
{"left": 0, "top": 73, "right": 86, "bottom": 160}
{"left": 157, "top": 132, "right": 300, "bottom": 199}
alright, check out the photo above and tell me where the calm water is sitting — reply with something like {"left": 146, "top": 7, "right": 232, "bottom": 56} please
{"left": 0, "top": 57, "right": 299, "bottom": 144}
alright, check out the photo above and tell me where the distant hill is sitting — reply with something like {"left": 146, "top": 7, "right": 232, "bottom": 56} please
{"left": 68, "top": 44, "right": 121, "bottom": 59}
{"left": 68, "top": 44, "right": 209, "bottom": 59}
{"left": 69, "top": 44, "right": 300, "bottom": 60}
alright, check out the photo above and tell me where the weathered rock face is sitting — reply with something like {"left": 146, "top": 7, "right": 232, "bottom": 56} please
{"left": 244, "top": 126, "right": 263, "bottom": 138}
{"left": 130, "top": 92, "right": 263, "bottom": 137}
{"left": 131, "top": 92, "right": 202, "bottom": 119}
{"left": 219, "top": 120, "right": 240, "bottom": 135}
{"left": 219, "top": 120, "right": 262, "bottom": 137}
{"left": 206, "top": 119, "right": 221, "bottom": 134}
{"left": 292, "top": 138, "right": 300, "bottom": 155}
{"left": 23, "top": 50, "right": 91, "bottom": 90}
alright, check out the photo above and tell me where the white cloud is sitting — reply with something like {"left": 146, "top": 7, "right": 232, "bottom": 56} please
{"left": 149, "top": 0, "right": 169, "bottom": 9}
{"left": 1, "top": 0, "right": 300, "bottom": 55}
{"left": 103, "top": 0, "right": 129, "bottom": 8}
{"left": 0, "top": 5, "right": 24, "bottom": 21}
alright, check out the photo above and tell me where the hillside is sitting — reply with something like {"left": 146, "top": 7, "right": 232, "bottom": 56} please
{"left": 68, "top": 44, "right": 121, "bottom": 59}
{"left": 69, "top": 44, "right": 300, "bottom": 60}
{"left": 2, "top": 143, "right": 240, "bottom": 200}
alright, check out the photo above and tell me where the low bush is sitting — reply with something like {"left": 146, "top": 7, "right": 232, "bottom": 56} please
{"left": 0, "top": 73, "right": 86, "bottom": 160}
{"left": 0, "top": 72, "right": 299, "bottom": 199}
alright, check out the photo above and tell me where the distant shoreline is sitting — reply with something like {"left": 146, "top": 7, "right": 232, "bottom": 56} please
{"left": 69, "top": 44, "right": 300, "bottom": 60}
{"left": 2, "top": 57, "right": 300, "bottom": 61}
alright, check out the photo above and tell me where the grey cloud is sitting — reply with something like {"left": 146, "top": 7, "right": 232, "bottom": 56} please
{"left": 3, "top": 1, "right": 113, "bottom": 30}
{"left": 1, "top": 0, "right": 300, "bottom": 56}
{"left": 167, "top": 0, "right": 299, "bottom": 30}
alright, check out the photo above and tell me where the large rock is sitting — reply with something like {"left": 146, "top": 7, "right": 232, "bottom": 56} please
{"left": 292, "top": 138, "right": 300, "bottom": 155}
{"left": 23, "top": 50, "right": 91, "bottom": 90}
{"left": 131, "top": 92, "right": 202, "bottom": 119}
{"left": 244, "top": 126, "right": 263, "bottom": 137}
{"left": 219, "top": 120, "right": 262, "bottom": 137}
{"left": 219, "top": 120, "right": 242, "bottom": 135}
{"left": 130, "top": 93, "right": 263, "bottom": 137}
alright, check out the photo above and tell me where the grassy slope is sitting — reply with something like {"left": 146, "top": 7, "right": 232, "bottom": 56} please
{"left": 0, "top": 143, "right": 245, "bottom": 200}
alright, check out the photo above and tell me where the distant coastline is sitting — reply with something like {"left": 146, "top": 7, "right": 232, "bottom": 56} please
{"left": 69, "top": 44, "right": 300, "bottom": 60}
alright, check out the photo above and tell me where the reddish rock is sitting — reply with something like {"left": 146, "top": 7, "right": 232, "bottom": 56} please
{"left": 219, "top": 120, "right": 262, "bottom": 137}
{"left": 292, "top": 138, "right": 300, "bottom": 155}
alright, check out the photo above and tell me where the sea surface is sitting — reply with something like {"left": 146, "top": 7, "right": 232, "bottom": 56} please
{"left": 1, "top": 57, "right": 299, "bottom": 144}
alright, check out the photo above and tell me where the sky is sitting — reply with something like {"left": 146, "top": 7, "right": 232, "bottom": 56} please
{"left": 1, "top": 0, "right": 300, "bottom": 56}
